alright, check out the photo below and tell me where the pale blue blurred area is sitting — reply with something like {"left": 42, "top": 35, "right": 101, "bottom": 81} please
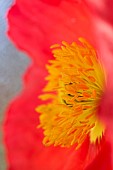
{"left": 0, "top": 0, "right": 13, "bottom": 50}
{"left": 0, "top": 0, "right": 29, "bottom": 169}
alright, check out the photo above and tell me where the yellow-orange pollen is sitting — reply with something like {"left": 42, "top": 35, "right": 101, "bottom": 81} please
{"left": 36, "top": 38, "right": 106, "bottom": 149}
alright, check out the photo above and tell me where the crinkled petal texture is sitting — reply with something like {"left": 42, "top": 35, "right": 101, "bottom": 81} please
{"left": 5, "top": 0, "right": 113, "bottom": 169}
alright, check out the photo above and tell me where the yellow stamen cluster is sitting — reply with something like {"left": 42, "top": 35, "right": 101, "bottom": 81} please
{"left": 36, "top": 38, "right": 105, "bottom": 149}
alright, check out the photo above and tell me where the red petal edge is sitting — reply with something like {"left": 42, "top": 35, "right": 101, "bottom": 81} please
{"left": 7, "top": 0, "right": 95, "bottom": 66}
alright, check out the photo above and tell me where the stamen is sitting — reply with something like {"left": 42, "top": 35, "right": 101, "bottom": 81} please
{"left": 36, "top": 38, "right": 106, "bottom": 149}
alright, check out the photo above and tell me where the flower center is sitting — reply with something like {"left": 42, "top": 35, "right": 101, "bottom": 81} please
{"left": 36, "top": 38, "right": 106, "bottom": 149}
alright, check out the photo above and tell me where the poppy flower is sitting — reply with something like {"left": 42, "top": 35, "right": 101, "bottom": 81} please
{"left": 4, "top": 0, "right": 113, "bottom": 170}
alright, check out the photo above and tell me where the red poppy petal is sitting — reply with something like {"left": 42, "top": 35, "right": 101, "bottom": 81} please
{"left": 85, "top": 0, "right": 113, "bottom": 25}
{"left": 8, "top": 0, "right": 94, "bottom": 66}
{"left": 4, "top": 64, "right": 90, "bottom": 170}
{"left": 85, "top": 140, "right": 112, "bottom": 170}
{"left": 41, "top": 0, "right": 61, "bottom": 5}
{"left": 84, "top": 1, "right": 113, "bottom": 167}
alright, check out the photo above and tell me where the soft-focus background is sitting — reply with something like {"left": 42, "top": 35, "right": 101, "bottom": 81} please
{"left": 0, "top": 0, "right": 29, "bottom": 169}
